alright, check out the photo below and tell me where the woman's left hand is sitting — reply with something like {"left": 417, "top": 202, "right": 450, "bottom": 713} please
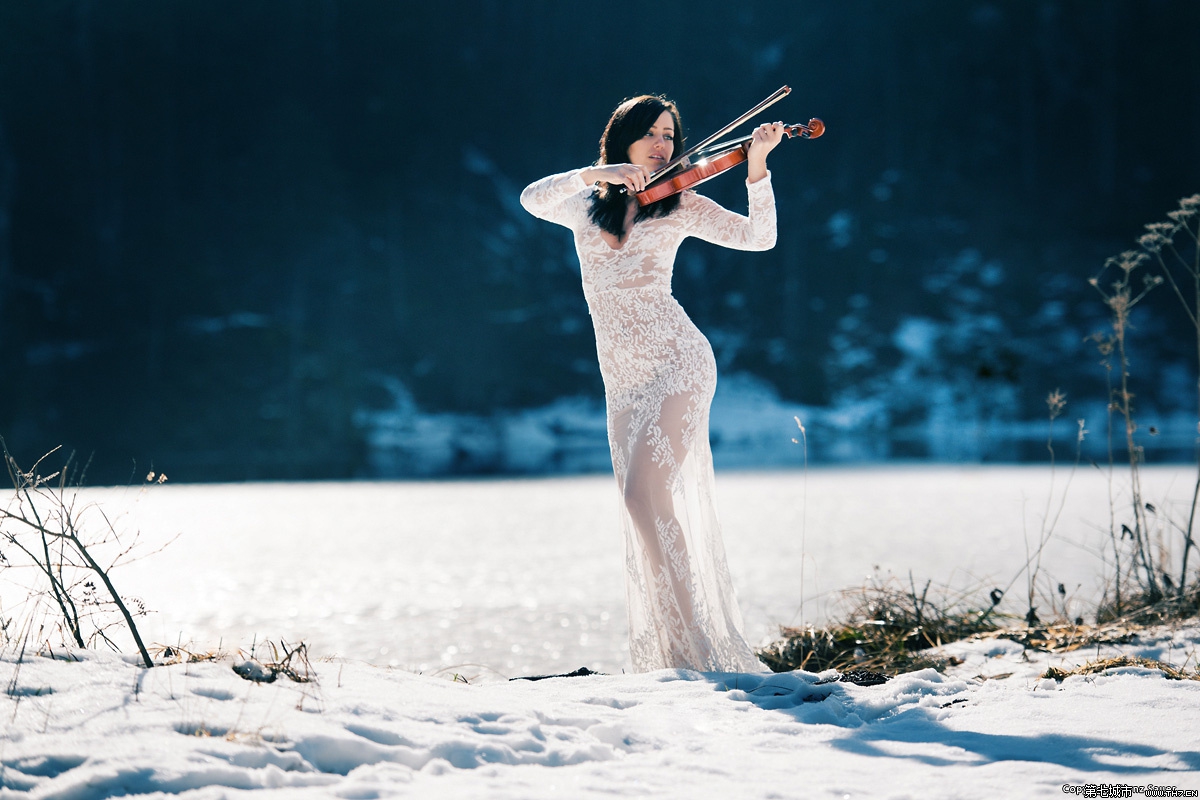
{"left": 747, "top": 121, "right": 784, "bottom": 183}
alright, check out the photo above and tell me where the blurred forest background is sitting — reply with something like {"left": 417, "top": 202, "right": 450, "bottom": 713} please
{"left": 0, "top": 1, "right": 1197, "bottom": 483}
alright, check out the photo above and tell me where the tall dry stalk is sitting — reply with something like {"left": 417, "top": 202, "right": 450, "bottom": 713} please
{"left": 1089, "top": 249, "right": 1163, "bottom": 604}
{"left": 1022, "top": 390, "right": 1085, "bottom": 624}
{"left": 1136, "top": 194, "right": 1200, "bottom": 597}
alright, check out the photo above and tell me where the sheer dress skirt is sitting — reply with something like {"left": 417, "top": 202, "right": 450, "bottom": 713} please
{"left": 589, "top": 285, "right": 763, "bottom": 672}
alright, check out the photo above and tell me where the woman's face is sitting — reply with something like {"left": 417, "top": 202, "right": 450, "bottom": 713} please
{"left": 625, "top": 110, "right": 675, "bottom": 171}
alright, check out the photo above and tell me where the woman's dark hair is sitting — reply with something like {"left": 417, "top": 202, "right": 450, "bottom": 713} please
{"left": 587, "top": 95, "right": 684, "bottom": 238}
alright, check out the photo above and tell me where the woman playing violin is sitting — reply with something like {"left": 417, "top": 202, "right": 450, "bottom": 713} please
{"left": 520, "top": 95, "right": 784, "bottom": 673}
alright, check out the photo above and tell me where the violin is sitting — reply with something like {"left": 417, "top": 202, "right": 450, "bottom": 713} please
{"left": 635, "top": 119, "right": 824, "bottom": 206}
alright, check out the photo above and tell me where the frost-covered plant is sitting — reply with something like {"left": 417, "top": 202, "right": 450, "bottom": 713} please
{"left": 1134, "top": 194, "right": 1200, "bottom": 598}
{"left": 0, "top": 443, "right": 156, "bottom": 667}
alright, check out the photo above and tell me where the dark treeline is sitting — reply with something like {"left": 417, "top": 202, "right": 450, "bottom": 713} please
{"left": 0, "top": 1, "right": 1197, "bottom": 482}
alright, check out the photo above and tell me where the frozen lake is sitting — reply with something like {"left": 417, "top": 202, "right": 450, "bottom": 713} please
{"left": 5, "top": 465, "right": 1195, "bottom": 677}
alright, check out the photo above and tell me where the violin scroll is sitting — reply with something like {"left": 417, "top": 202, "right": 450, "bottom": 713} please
{"left": 789, "top": 118, "right": 824, "bottom": 139}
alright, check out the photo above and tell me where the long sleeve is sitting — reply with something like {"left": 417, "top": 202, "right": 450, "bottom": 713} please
{"left": 681, "top": 172, "right": 777, "bottom": 251}
{"left": 519, "top": 168, "right": 592, "bottom": 229}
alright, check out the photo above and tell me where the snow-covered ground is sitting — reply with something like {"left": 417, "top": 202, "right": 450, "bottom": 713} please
{"left": 2, "top": 626, "right": 1198, "bottom": 798}
{"left": 3, "top": 466, "right": 1200, "bottom": 797}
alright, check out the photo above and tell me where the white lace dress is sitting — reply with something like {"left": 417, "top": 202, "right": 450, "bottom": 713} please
{"left": 520, "top": 168, "right": 776, "bottom": 672}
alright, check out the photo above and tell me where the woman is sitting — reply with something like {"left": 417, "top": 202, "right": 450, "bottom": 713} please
{"left": 520, "top": 95, "right": 783, "bottom": 672}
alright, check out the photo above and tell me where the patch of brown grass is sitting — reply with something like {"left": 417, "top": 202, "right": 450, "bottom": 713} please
{"left": 758, "top": 574, "right": 1003, "bottom": 675}
{"left": 759, "top": 577, "right": 1200, "bottom": 677}
{"left": 1042, "top": 654, "right": 1200, "bottom": 682}
{"left": 975, "top": 621, "right": 1139, "bottom": 653}
{"left": 150, "top": 642, "right": 225, "bottom": 665}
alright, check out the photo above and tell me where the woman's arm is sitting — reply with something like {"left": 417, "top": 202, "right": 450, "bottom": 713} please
{"left": 520, "top": 163, "right": 657, "bottom": 228}
{"left": 680, "top": 120, "right": 783, "bottom": 250}
{"left": 682, "top": 173, "right": 777, "bottom": 251}
{"left": 579, "top": 163, "right": 653, "bottom": 193}
{"left": 519, "top": 169, "right": 593, "bottom": 227}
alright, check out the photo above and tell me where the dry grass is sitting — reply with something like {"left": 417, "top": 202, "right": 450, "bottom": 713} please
{"left": 1096, "top": 586, "right": 1200, "bottom": 626}
{"left": 759, "top": 578, "right": 1200, "bottom": 677}
{"left": 973, "top": 589, "right": 1197, "bottom": 653}
{"left": 975, "top": 621, "right": 1138, "bottom": 653}
{"left": 149, "top": 642, "right": 225, "bottom": 665}
{"left": 1042, "top": 654, "right": 1200, "bottom": 682}
{"left": 757, "top": 574, "right": 1004, "bottom": 675}
{"left": 231, "top": 639, "right": 314, "bottom": 684}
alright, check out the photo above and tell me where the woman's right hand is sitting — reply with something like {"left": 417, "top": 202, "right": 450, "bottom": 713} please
{"left": 580, "top": 164, "right": 653, "bottom": 193}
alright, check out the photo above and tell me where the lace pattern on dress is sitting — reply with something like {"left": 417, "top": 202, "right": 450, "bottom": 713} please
{"left": 521, "top": 169, "right": 775, "bottom": 672}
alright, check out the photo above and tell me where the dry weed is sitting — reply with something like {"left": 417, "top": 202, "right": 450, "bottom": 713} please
{"left": 1042, "top": 654, "right": 1199, "bottom": 682}
{"left": 758, "top": 573, "right": 1001, "bottom": 675}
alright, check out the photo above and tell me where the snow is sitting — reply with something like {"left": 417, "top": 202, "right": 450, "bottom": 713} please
{"left": 3, "top": 467, "right": 1200, "bottom": 797}
{"left": 3, "top": 629, "right": 1199, "bottom": 798}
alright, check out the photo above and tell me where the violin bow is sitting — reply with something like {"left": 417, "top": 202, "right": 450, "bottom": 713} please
{"left": 647, "top": 85, "right": 792, "bottom": 183}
